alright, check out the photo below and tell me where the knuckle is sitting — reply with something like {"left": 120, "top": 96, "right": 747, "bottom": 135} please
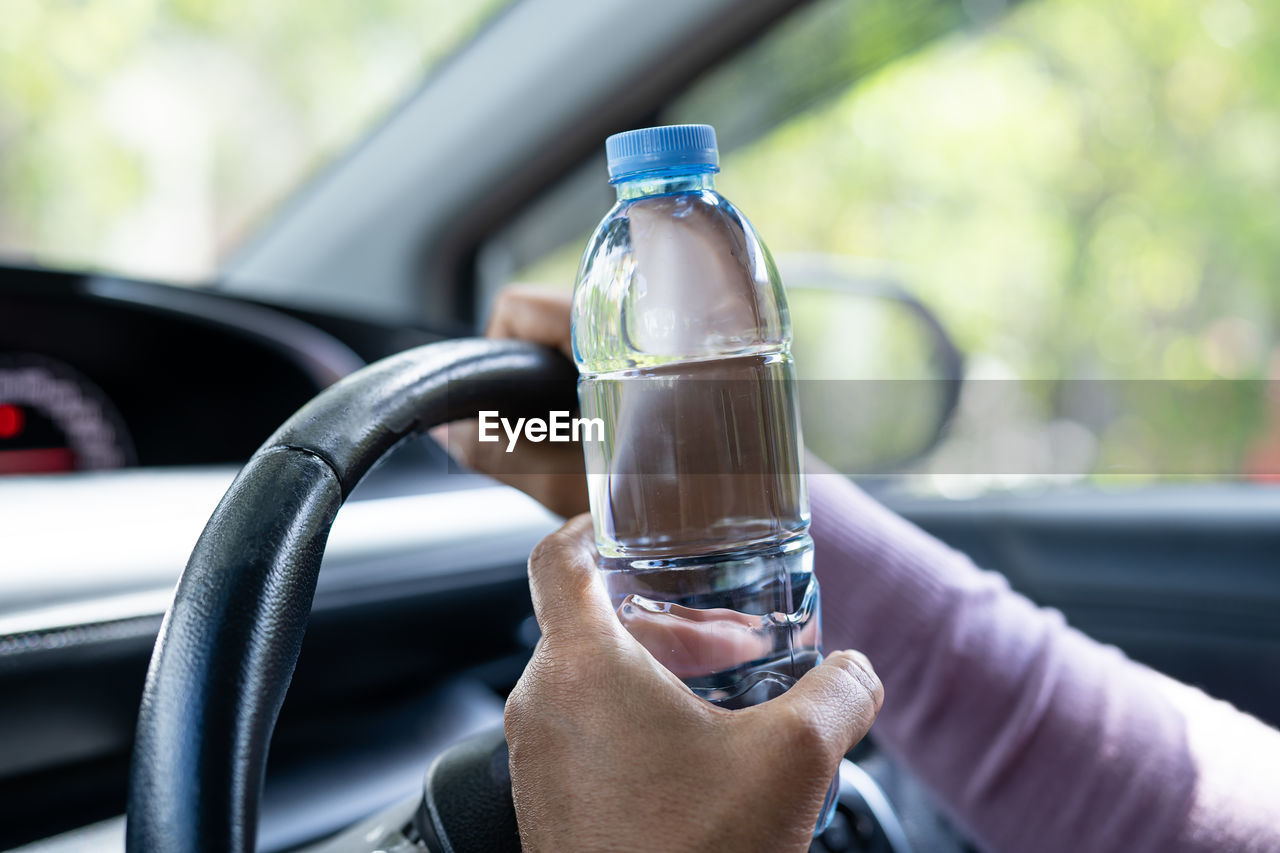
{"left": 525, "top": 639, "right": 593, "bottom": 689}
{"left": 528, "top": 537, "right": 594, "bottom": 596}
{"left": 505, "top": 656, "right": 569, "bottom": 727}
{"left": 504, "top": 651, "right": 596, "bottom": 756}
{"left": 491, "top": 287, "right": 519, "bottom": 315}
{"left": 467, "top": 437, "right": 507, "bottom": 471}
{"left": 528, "top": 534, "right": 572, "bottom": 571}
{"left": 449, "top": 439, "right": 477, "bottom": 469}
{"left": 503, "top": 681, "right": 536, "bottom": 739}
{"left": 831, "top": 649, "right": 877, "bottom": 681}
{"left": 778, "top": 703, "right": 838, "bottom": 763}
{"left": 827, "top": 650, "right": 885, "bottom": 716}
{"left": 486, "top": 289, "right": 521, "bottom": 336}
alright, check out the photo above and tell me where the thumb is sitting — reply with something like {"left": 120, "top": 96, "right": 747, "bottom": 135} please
{"left": 768, "top": 650, "right": 884, "bottom": 761}
{"left": 526, "top": 514, "right": 620, "bottom": 641}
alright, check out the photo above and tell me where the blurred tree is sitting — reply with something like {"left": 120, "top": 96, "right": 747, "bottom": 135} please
{"left": 0, "top": 0, "right": 505, "bottom": 281}
{"left": 720, "top": 0, "right": 1280, "bottom": 383}
{"left": 706, "top": 0, "right": 1280, "bottom": 485}
{"left": 522, "top": 0, "right": 1280, "bottom": 486}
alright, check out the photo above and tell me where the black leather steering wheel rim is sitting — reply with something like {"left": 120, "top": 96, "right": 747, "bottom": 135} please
{"left": 126, "top": 338, "right": 576, "bottom": 853}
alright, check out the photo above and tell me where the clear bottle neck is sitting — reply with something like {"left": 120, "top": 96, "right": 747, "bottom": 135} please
{"left": 614, "top": 169, "right": 717, "bottom": 201}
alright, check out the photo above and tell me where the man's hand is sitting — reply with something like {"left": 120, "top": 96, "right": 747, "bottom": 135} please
{"left": 505, "top": 516, "right": 884, "bottom": 853}
{"left": 431, "top": 285, "right": 588, "bottom": 517}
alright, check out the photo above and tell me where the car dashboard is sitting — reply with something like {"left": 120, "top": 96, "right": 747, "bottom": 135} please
{"left": 0, "top": 265, "right": 565, "bottom": 850}
{"left": 0, "top": 265, "right": 371, "bottom": 473}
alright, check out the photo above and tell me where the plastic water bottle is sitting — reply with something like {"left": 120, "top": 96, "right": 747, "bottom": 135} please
{"left": 572, "top": 125, "right": 825, "bottom": 728}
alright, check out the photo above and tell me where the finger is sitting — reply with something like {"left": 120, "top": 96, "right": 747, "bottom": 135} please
{"left": 437, "top": 418, "right": 585, "bottom": 479}
{"left": 526, "top": 514, "right": 619, "bottom": 640}
{"left": 431, "top": 418, "right": 501, "bottom": 472}
{"left": 618, "top": 600, "right": 775, "bottom": 680}
{"left": 767, "top": 650, "right": 884, "bottom": 760}
{"left": 503, "top": 470, "right": 589, "bottom": 519}
{"left": 429, "top": 421, "right": 477, "bottom": 468}
{"left": 486, "top": 285, "right": 574, "bottom": 360}
{"left": 430, "top": 421, "right": 588, "bottom": 516}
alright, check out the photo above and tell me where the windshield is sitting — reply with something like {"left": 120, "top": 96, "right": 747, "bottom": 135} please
{"left": 0, "top": 0, "right": 507, "bottom": 284}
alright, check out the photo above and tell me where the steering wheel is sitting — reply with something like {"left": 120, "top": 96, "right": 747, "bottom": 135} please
{"left": 126, "top": 339, "right": 575, "bottom": 853}
{"left": 126, "top": 337, "right": 916, "bottom": 853}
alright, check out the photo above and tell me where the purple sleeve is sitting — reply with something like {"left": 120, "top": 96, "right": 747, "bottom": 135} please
{"left": 808, "top": 469, "right": 1280, "bottom": 853}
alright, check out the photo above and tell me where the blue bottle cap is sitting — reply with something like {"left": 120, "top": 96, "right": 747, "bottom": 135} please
{"left": 605, "top": 124, "right": 719, "bottom": 183}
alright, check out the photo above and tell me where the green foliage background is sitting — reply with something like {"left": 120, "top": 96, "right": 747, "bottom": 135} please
{"left": 713, "top": 0, "right": 1280, "bottom": 385}
{"left": 529, "top": 0, "right": 1280, "bottom": 487}
{"left": 0, "top": 0, "right": 503, "bottom": 279}
{"left": 709, "top": 0, "right": 1280, "bottom": 486}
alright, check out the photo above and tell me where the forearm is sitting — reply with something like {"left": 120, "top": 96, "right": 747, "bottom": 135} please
{"left": 808, "top": 469, "right": 1280, "bottom": 853}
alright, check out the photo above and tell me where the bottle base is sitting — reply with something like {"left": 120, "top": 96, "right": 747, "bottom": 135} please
{"left": 599, "top": 536, "right": 820, "bottom": 702}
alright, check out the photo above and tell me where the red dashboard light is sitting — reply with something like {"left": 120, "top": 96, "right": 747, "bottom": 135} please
{"left": 0, "top": 404, "right": 24, "bottom": 439}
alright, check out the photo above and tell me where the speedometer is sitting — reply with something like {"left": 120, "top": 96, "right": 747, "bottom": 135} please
{"left": 0, "top": 354, "right": 136, "bottom": 475}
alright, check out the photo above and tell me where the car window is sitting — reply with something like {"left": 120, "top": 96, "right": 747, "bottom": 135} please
{"left": 494, "top": 0, "right": 1280, "bottom": 496}
{"left": 0, "top": 0, "right": 508, "bottom": 283}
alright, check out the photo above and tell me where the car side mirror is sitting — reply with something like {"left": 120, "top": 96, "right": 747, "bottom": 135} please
{"left": 781, "top": 254, "right": 964, "bottom": 475}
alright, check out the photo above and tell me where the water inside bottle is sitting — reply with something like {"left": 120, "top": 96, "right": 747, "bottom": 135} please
{"left": 580, "top": 351, "right": 822, "bottom": 708}
{"left": 602, "top": 552, "right": 820, "bottom": 709}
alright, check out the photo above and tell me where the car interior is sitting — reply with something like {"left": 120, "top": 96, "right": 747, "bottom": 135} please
{"left": 3, "top": 0, "right": 1279, "bottom": 851}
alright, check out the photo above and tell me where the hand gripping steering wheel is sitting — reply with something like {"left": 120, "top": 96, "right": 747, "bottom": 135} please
{"left": 126, "top": 339, "right": 575, "bottom": 853}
